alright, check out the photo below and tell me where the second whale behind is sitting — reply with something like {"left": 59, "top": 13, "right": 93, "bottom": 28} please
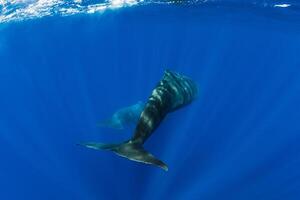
{"left": 98, "top": 101, "right": 145, "bottom": 130}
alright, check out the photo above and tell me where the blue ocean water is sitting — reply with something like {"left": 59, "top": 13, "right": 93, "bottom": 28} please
{"left": 0, "top": 0, "right": 300, "bottom": 199}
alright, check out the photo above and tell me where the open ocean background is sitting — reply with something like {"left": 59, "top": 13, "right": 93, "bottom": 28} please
{"left": 0, "top": 0, "right": 300, "bottom": 199}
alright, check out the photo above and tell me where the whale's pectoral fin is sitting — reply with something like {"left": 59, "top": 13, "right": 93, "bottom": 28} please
{"left": 79, "top": 141, "right": 168, "bottom": 171}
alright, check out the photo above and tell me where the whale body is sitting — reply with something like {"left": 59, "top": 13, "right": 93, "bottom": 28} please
{"left": 98, "top": 101, "right": 145, "bottom": 130}
{"left": 81, "top": 70, "right": 198, "bottom": 171}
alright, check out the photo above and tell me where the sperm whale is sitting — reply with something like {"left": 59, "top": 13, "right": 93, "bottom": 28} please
{"left": 98, "top": 101, "right": 145, "bottom": 130}
{"left": 80, "top": 70, "right": 198, "bottom": 171}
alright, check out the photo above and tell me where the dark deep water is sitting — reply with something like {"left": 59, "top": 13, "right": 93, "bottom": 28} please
{"left": 0, "top": 1, "right": 300, "bottom": 200}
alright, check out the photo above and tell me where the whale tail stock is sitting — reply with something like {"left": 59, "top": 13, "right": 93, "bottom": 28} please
{"left": 79, "top": 140, "right": 168, "bottom": 171}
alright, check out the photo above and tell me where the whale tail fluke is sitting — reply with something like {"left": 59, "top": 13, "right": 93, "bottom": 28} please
{"left": 79, "top": 141, "right": 168, "bottom": 171}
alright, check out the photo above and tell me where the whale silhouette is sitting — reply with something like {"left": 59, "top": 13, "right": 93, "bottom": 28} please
{"left": 80, "top": 70, "right": 198, "bottom": 171}
{"left": 98, "top": 101, "right": 145, "bottom": 130}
